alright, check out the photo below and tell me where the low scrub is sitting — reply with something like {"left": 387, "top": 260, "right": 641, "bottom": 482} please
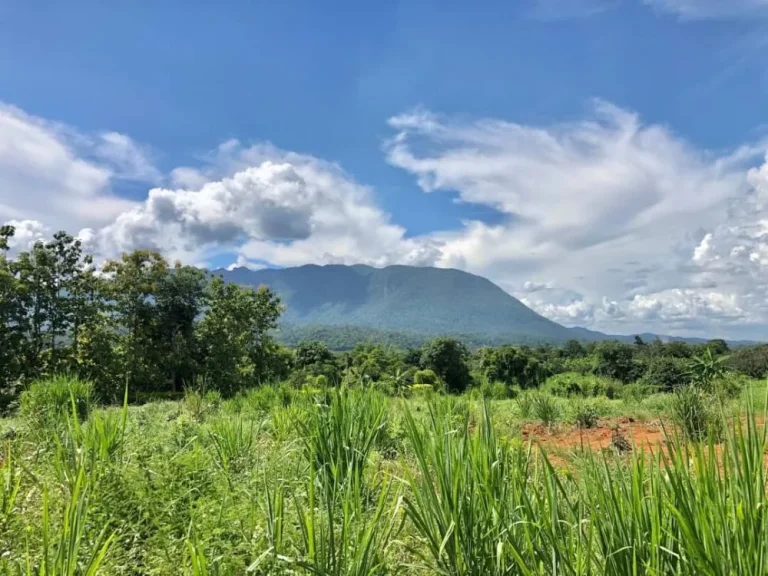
{"left": 543, "top": 372, "right": 620, "bottom": 398}
{"left": 20, "top": 375, "right": 93, "bottom": 425}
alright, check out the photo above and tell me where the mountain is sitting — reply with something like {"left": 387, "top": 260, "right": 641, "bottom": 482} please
{"left": 217, "top": 264, "right": 757, "bottom": 349}
{"left": 218, "top": 264, "right": 575, "bottom": 344}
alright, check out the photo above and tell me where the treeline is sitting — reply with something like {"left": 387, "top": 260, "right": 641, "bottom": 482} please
{"left": 285, "top": 335, "right": 768, "bottom": 397}
{"left": 3, "top": 225, "right": 768, "bottom": 413}
{"left": 0, "top": 226, "right": 285, "bottom": 412}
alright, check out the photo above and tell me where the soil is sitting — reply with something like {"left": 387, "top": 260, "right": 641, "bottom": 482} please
{"left": 521, "top": 417, "right": 667, "bottom": 453}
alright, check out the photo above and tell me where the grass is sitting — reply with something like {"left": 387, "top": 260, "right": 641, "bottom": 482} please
{"left": 0, "top": 377, "right": 766, "bottom": 574}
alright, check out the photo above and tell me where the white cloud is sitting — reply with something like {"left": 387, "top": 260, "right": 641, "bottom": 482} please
{"left": 0, "top": 104, "right": 145, "bottom": 231}
{"left": 96, "top": 132, "right": 162, "bottom": 183}
{"left": 646, "top": 0, "right": 768, "bottom": 18}
{"left": 87, "top": 142, "right": 443, "bottom": 268}
{"left": 3, "top": 219, "right": 49, "bottom": 256}
{"left": 387, "top": 102, "right": 768, "bottom": 337}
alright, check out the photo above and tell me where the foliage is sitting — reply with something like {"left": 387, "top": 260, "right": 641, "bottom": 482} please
{"left": 572, "top": 400, "right": 600, "bottom": 428}
{"left": 420, "top": 337, "right": 471, "bottom": 394}
{"left": 543, "top": 372, "right": 620, "bottom": 398}
{"left": 641, "top": 356, "right": 690, "bottom": 392}
{"left": 671, "top": 385, "right": 723, "bottom": 441}
{"left": 688, "top": 347, "right": 728, "bottom": 388}
{"left": 531, "top": 392, "right": 560, "bottom": 427}
{"left": 728, "top": 344, "right": 768, "bottom": 379}
{"left": 476, "top": 345, "right": 547, "bottom": 389}
{"left": 21, "top": 375, "right": 93, "bottom": 425}
{"left": 592, "top": 340, "right": 641, "bottom": 382}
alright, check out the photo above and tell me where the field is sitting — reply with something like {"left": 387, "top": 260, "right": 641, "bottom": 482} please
{"left": 2, "top": 377, "right": 767, "bottom": 575}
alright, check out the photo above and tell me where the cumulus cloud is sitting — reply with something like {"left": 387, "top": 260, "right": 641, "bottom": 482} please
{"left": 0, "top": 104, "right": 145, "bottom": 230}
{"left": 86, "top": 142, "right": 443, "bottom": 268}
{"left": 387, "top": 102, "right": 767, "bottom": 336}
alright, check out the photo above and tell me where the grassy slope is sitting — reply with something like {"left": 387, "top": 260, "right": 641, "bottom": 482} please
{"left": 1, "top": 380, "right": 766, "bottom": 574}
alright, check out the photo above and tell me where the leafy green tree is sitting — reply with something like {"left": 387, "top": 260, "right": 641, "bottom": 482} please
{"left": 705, "top": 339, "right": 729, "bottom": 356}
{"left": 197, "top": 276, "right": 283, "bottom": 395}
{"left": 727, "top": 344, "right": 768, "bottom": 379}
{"left": 642, "top": 356, "right": 689, "bottom": 392}
{"left": 421, "top": 337, "right": 471, "bottom": 394}
{"left": 562, "top": 339, "right": 586, "bottom": 358}
{"left": 154, "top": 264, "right": 207, "bottom": 392}
{"left": 592, "top": 341, "right": 639, "bottom": 383}
{"left": 0, "top": 226, "right": 24, "bottom": 410}
{"left": 103, "top": 250, "right": 169, "bottom": 392}
{"left": 295, "top": 340, "right": 335, "bottom": 369}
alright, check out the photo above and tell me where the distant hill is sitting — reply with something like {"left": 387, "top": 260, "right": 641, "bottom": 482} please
{"left": 218, "top": 264, "right": 575, "bottom": 344}
{"left": 217, "top": 264, "right": 756, "bottom": 349}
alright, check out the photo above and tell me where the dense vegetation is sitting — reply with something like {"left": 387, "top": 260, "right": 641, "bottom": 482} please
{"left": 3, "top": 224, "right": 768, "bottom": 574}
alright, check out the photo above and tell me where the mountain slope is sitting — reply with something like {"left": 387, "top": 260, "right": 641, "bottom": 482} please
{"left": 218, "top": 264, "right": 575, "bottom": 342}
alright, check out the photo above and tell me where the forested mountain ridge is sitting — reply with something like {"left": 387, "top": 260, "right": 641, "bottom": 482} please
{"left": 218, "top": 264, "right": 578, "bottom": 343}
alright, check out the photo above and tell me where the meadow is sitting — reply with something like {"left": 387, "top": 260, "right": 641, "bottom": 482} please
{"left": 1, "top": 375, "right": 767, "bottom": 575}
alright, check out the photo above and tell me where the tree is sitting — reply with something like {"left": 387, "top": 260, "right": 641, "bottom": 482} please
{"left": 295, "top": 340, "right": 335, "bottom": 370}
{"left": 727, "top": 344, "right": 768, "bottom": 379}
{"left": 705, "top": 339, "right": 729, "bottom": 356}
{"left": 478, "top": 346, "right": 545, "bottom": 389}
{"left": 197, "top": 276, "right": 283, "bottom": 395}
{"left": 592, "top": 341, "right": 639, "bottom": 382}
{"left": 562, "top": 339, "right": 586, "bottom": 358}
{"left": 103, "top": 250, "right": 170, "bottom": 392}
{"left": 421, "top": 337, "right": 471, "bottom": 394}
{"left": 0, "top": 225, "right": 24, "bottom": 411}
{"left": 154, "top": 264, "right": 207, "bottom": 392}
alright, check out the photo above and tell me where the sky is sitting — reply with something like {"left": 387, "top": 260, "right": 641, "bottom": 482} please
{"left": 2, "top": 0, "right": 768, "bottom": 340}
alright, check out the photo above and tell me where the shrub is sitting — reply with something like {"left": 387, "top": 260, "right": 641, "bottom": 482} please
{"left": 517, "top": 391, "right": 534, "bottom": 418}
{"left": 671, "top": 385, "right": 723, "bottom": 442}
{"left": 543, "top": 373, "right": 584, "bottom": 397}
{"left": 477, "top": 380, "right": 511, "bottom": 400}
{"left": 532, "top": 392, "right": 560, "bottom": 427}
{"left": 641, "top": 357, "right": 689, "bottom": 392}
{"left": 409, "top": 383, "right": 435, "bottom": 397}
{"left": 413, "top": 369, "right": 439, "bottom": 388}
{"left": 572, "top": 401, "right": 600, "bottom": 429}
{"left": 622, "top": 382, "right": 653, "bottom": 404}
{"left": 21, "top": 376, "right": 93, "bottom": 424}
{"left": 543, "top": 372, "right": 620, "bottom": 398}
{"left": 727, "top": 344, "right": 768, "bottom": 379}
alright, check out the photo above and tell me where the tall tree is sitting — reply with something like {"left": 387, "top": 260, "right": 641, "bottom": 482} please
{"left": 421, "top": 337, "right": 471, "bottom": 394}
{"left": 154, "top": 263, "right": 207, "bottom": 392}
{"left": 103, "top": 251, "right": 169, "bottom": 392}
{"left": 197, "top": 276, "right": 283, "bottom": 395}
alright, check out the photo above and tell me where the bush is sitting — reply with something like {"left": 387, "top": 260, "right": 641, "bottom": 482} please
{"left": 477, "top": 380, "right": 511, "bottom": 400}
{"left": 409, "top": 383, "right": 436, "bottom": 398}
{"left": 641, "top": 357, "right": 689, "bottom": 392}
{"left": 413, "top": 369, "right": 439, "bottom": 388}
{"left": 532, "top": 392, "right": 560, "bottom": 427}
{"left": 727, "top": 344, "right": 768, "bottom": 379}
{"left": 671, "top": 385, "right": 723, "bottom": 442}
{"left": 543, "top": 372, "right": 620, "bottom": 398}
{"left": 622, "top": 382, "right": 653, "bottom": 404}
{"left": 517, "top": 391, "right": 534, "bottom": 418}
{"left": 572, "top": 400, "right": 600, "bottom": 429}
{"left": 21, "top": 375, "right": 93, "bottom": 424}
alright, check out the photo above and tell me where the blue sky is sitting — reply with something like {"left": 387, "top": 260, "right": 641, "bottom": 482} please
{"left": 2, "top": 0, "right": 768, "bottom": 338}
